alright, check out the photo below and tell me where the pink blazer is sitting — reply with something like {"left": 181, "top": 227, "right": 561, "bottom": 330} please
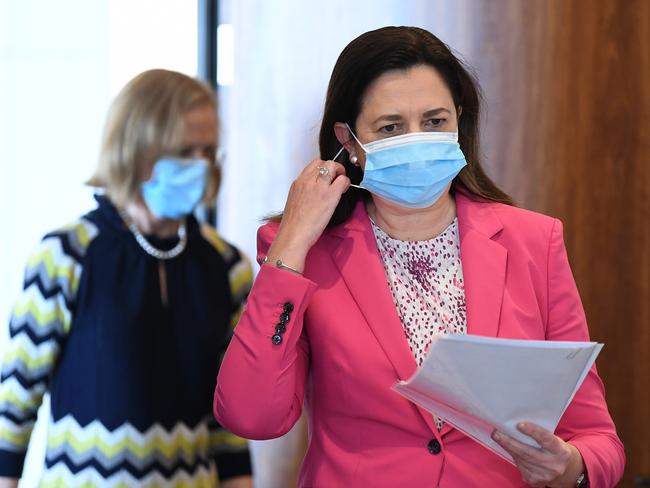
{"left": 215, "top": 191, "right": 624, "bottom": 487}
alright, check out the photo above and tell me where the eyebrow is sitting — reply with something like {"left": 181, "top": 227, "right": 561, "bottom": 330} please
{"left": 422, "top": 107, "right": 452, "bottom": 118}
{"left": 371, "top": 107, "right": 452, "bottom": 125}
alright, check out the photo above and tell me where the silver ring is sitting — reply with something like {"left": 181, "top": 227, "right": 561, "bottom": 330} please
{"left": 317, "top": 166, "right": 330, "bottom": 177}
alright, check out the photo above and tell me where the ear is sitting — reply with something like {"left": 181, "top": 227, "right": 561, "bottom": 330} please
{"left": 456, "top": 105, "right": 463, "bottom": 121}
{"left": 334, "top": 122, "right": 358, "bottom": 154}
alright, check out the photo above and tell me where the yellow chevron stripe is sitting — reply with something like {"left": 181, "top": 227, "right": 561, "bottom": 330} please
{"left": 62, "top": 221, "right": 94, "bottom": 248}
{"left": 26, "top": 247, "right": 80, "bottom": 292}
{"left": 47, "top": 429, "right": 211, "bottom": 460}
{"left": 0, "top": 388, "right": 39, "bottom": 411}
{"left": 0, "top": 426, "right": 31, "bottom": 446}
{"left": 209, "top": 429, "right": 248, "bottom": 449}
{"left": 230, "top": 263, "right": 252, "bottom": 299}
{"left": 169, "top": 475, "right": 215, "bottom": 488}
{"left": 12, "top": 299, "right": 69, "bottom": 331}
{"left": 2, "top": 345, "right": 56, "bottom": 370}
{"left": 40, "top": 475, "right": 215, "bottom": 488}
{"left": 200, "top": 225, "right": 228, "bottom": 255}
{"left": 41, "top": 481, "right": 129, "bottom": 488}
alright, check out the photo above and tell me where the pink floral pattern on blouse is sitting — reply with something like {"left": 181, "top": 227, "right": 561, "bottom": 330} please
{"left": 372, "top": 218, "right": 467, "bottom": 430}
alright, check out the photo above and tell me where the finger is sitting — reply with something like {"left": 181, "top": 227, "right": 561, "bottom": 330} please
{"left": 310, "top": 159, "right": 345, "bottom": 175}
{"left": 316, "top": 165, "right": 334, "bottom": 183}
{"left": 314, "top": 160, "right": 334, "bottom": 179}
{"left": 511, "top": 450, "right": 557, "bottom": 487}
{"left": 324, "top": 160, "right": 347, "bottom": 178}
{"left": 303, "top": 159, "right": 325, "bottom": 176}
{"left": 517, "top": 422, "right": 563, "bottom": 453}
{"left": 315, "top": 163, "right": 348, "bottom": 189}
{"left": 491, "top": 430, "right": 544, "bottom": 463}
{"left": 330, "top": 174, "right": 351, "bottom": 194}
{"left": 298, "top": 160, "right": 328, "bottom": 183}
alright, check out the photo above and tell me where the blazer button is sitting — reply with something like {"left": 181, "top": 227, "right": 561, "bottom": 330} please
{"left": 283, "top": 302, "right": 294, "bottom": 313}
{"left": 427, "top": 439, "right": 442, "bottom": 455}
{"left": 271, "top": 334, "right": 283, "bottom": 345}
{"left": 279, "top": 312, "right": 290, "bottom": 325}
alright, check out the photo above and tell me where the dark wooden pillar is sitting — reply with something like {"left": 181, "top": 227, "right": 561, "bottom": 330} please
{"left": 430, "top": 1, "right": 649, "bottom": 484}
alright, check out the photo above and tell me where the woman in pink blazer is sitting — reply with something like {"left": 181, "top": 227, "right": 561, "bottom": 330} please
{"left": 215, "top": 27, "right": 624, "bottom": 487}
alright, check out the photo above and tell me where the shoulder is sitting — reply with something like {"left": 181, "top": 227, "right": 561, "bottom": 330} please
{"left": 493, "top": 203, "right": 563, "bottom": 255}
{"left": 456, "top": 194, "right": 564, "bottom": 270}
{"left": 42, "top": 217, "right": 99, "bottom": 256}
{"left": 256, "top": 221, "right": 281, "bottom": 265}
{"left": 492, "top": 201, "right": 557, "bottom": 234}
{"left": 495, "top": 203, "right": 562, "bottom": 259}
{"left": 22, "top": 217, "right": 100, "bottom": 304}
{"left": 459, "top": 191, "right": 557, "bottom": 235}
{"left": 30, "top": 218, "right": 100, "bottom": 273}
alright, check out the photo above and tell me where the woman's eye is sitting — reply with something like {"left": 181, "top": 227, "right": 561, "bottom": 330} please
{"left": 379, "top": 123, "right": 399, "bottom": 134}
{"left": 174, "top": 146, "right": 216, "bottom": 160}
{"left": 177, "top": 147, "right": 194, "bottom": 158}
{"left": 202, "top": 146, "right": 217, "bottom": 160}
{"left": 425, "top": 118, "right": 445, "bottom": 128}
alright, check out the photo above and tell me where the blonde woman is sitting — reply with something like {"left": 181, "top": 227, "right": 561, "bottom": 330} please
{"left": 0, "top": 70, "right": 253, "bottom": 487}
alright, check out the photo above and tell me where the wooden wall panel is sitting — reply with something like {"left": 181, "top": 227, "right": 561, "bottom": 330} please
{"left": 433, "top": 1, "right": 650, "bottom": 485}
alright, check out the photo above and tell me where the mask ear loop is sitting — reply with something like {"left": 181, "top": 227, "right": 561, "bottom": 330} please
{"left": 340, "top": 123, "right": 364, "bottom": 189}
{"left": 345, "top": 122, "right": 366, "bottom": 147}
{"left": 332, "top": 146, "right": 345, "bottom": 162}
{"left": 331, "top": 145, "right": 363, "bottom": 189}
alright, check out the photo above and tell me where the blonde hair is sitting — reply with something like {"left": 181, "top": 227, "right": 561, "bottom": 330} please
{"left": 88, "top": 69, "right": 220, "bottom": 207}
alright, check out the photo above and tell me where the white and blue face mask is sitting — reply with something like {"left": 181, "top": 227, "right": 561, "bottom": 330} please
{"left": 141, "top": 157, "right": 208, "bottom": 219}
{"left": 345, "top": 124, "right": 467, "bottom": 208}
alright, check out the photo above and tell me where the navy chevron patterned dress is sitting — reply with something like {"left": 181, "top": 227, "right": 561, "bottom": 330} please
{"left": 0, "top": 196, "right": 252, "bottom": 486}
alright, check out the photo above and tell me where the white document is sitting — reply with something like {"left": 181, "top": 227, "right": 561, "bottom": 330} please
{"left": 392, "top": 334, "right": 602, "bottom": 464}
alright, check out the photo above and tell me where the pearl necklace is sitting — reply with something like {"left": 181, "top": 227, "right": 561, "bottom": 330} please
{"left": 119, "top": 210, "right": 187, "bottom": 260}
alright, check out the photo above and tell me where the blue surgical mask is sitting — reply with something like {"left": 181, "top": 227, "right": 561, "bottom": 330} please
{"left": 141, "top": 157, "right": 208, "bottom": 219}
{"left": 346, "top": 125, "right": 467, "bottom": 208}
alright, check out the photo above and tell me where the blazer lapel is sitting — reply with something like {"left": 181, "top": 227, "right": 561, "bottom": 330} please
{"left": 329, "top": 203, "right": 441, "bottom": 436}
{"left": 456, "top": 191, "right": 507, "bottom": 339}
{"left": 329, "top": 205, "right": 415, "bottom": 383}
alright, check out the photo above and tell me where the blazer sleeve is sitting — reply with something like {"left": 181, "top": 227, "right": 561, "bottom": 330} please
{"left": 544, "top": 219, "right": 625, "bottom": 487}
{"left": 213, "top": 223, "right": 318, "bottom": 440}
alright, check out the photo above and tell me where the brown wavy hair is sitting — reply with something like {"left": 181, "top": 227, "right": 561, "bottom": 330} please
{"left": 320, "top": 26, "right": 512, "bottom": 227}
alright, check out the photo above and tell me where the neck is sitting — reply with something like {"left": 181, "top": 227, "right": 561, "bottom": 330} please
{"left": 367, "top": 191, "right": 456, "bottom": 241}
{"left": 123, "top": 200, "right": 181, "bottom": 239}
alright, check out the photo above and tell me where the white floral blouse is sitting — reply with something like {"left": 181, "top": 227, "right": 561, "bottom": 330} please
{"left": 372, "top": 217, "right": 467, "bottom": 430}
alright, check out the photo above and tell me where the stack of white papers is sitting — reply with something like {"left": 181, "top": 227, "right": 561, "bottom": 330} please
{"left": 392, "top": 334, "right": 602, "bottom": 463}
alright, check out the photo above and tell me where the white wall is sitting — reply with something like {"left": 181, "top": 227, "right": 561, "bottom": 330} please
{"left": 215, "top": 2, "right": 472, "bottom": 486}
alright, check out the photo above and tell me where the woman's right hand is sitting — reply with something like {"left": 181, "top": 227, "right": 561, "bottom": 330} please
{"left": 266, "top": 159, "right": 350, "bottom": 273}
